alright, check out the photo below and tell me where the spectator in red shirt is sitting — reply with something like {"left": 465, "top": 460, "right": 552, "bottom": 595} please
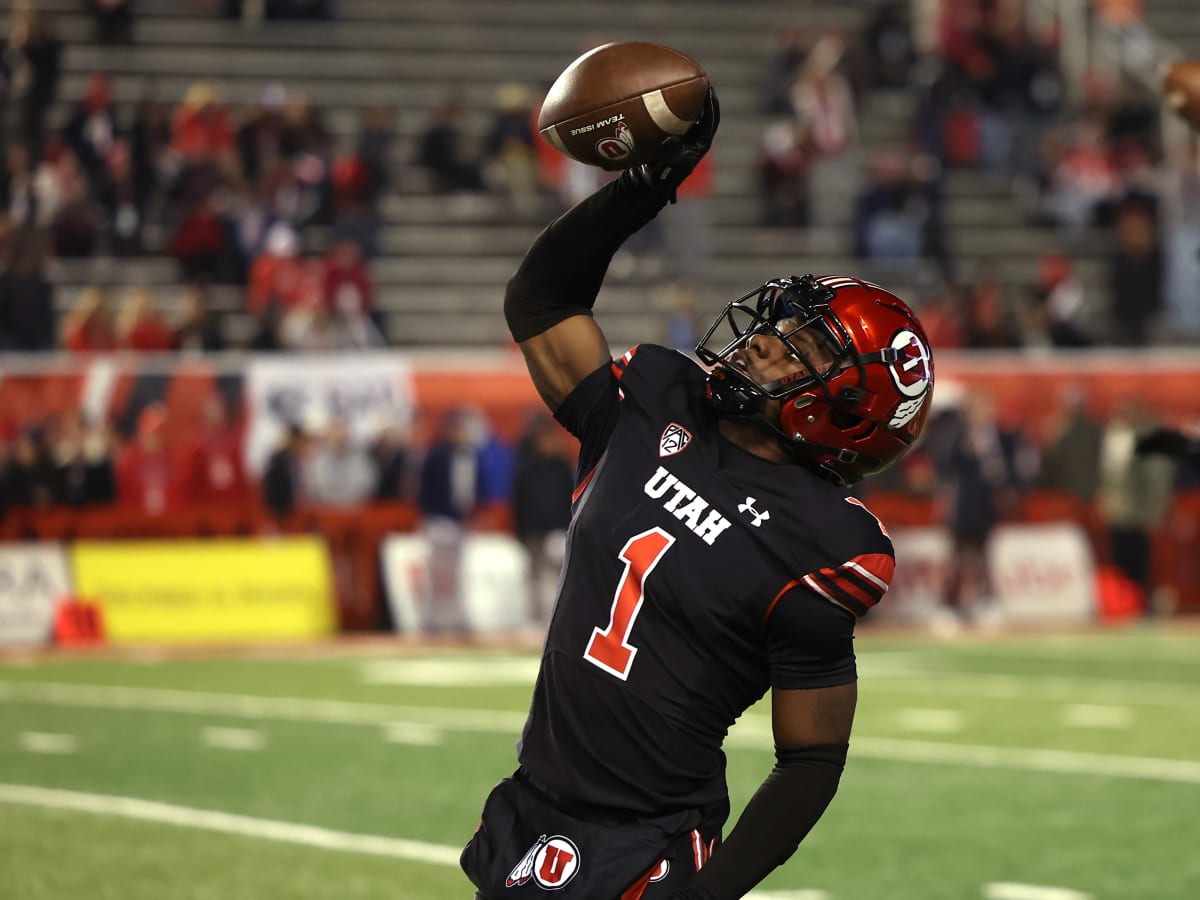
{"left": 184, "top": 394, "right": 247, "bottom": 505}
{"left": 117, "top": 286, "right": 174, "bottom": 351}
{"left": 171, "top": 82, "right": 235, "bottom": 164}
{"left": 247, "top": 222, "right": 313, "bottom": 315}
{"left": 329, "top": 150, "right": 381, "bottom": 258}
{"left": 63, "top": 285, "right": 118, "bottom": 352}
{"left": 168, "top": 193, "right": 236, "bottom": 282}
{"left": 116, "top": 404, "right": 180, "bottom": 516}
{"left": 321, "top": 235, "right": 372, "bottom": 316}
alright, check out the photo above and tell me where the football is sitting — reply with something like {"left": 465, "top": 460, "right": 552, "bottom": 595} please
{"left": 1163, "top": 59, "right": 1200, "bottom": 131}
{"left": 538, "top": 41, "right": 708, "bottom": 171}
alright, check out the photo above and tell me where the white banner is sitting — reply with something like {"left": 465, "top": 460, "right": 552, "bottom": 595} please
{"left": 381, "top": 532, "right": 529, "bottom": 633}
{"left": 873, "top": 523, "right": 1096, "bottom": 624}
{"left": 0, "top": 544, "right": 73, "bottom": 645}
{"left": 988, "top": 523, "right": 1096, "bottom": 622}
{"left": 243, "top": 354, "right": 415, "bottom": 476}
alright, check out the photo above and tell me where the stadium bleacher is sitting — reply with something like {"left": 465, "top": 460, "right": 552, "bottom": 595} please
{"left": 11, "top": 0, "right": 1120, "bottom": 348}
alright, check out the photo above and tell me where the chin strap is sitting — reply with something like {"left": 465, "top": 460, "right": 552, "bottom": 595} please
{"left": 704, "top": 367, "right": 766, "bottom": 417}
{"left": 705, "top": 368, "right": 873, "bottom": 485}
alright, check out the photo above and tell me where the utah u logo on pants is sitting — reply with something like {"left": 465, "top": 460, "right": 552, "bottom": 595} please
{"left": 507, "top": 834, "right": 581, "bottom": 890}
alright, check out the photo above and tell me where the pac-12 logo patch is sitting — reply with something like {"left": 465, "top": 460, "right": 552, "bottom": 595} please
{"left": 507, "top": 834, "right": 581, "bottom": 891}
{"left": 659, "top": 422, "right": 693, "bottom": 458}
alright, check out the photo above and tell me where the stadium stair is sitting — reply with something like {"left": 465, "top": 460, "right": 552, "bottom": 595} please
{"left": 8, "top": 0, "right": 1114, "bottom": 349}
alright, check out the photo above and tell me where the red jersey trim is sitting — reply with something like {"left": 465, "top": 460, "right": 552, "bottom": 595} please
{"left": 610, "top": 345, "right": 640, "bottom": 381}
{"left": 571, "top": 464, "right": 599, "bottom": 504}
{"left": 691, "top": 828, "right": 710, "bottom": 870}
{"left": 762, "top": 579, "right": 802, "bottom": 629}
{"left": 620, "top": 869, "right": 653, "bottom": 900}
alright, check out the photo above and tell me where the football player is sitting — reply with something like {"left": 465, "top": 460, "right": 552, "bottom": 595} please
{"left": 461, "top": 88, "right": 935, "bottom": 899}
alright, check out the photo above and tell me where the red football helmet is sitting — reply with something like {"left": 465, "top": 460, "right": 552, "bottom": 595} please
{"left": 696, "top": 274, "right": 935, "bottom": 485}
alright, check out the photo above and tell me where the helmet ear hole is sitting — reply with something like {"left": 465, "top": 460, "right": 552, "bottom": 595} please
{"left": 830, "top": 412, "right": 876, "bottom": 441}
{"left": 829, "top": 409, "right": 862, "bottom": 430}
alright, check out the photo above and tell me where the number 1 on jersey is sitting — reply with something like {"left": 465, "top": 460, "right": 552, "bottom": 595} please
{"left": 584, "top": 527, "right": 676, "bottom": 680}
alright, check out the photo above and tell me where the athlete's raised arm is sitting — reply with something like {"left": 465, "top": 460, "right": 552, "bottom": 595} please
{"left": 503, "top": 88, "right": 719, "bottom": 411}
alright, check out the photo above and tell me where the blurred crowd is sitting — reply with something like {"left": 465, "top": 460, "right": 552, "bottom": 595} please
{"left": 1, "top": 0, "right": 1194, "bottom": 355}
{"left": 756, "top": 0, "right": 1189, "bottom": 349}
{"left": 868, "top": 379, "right": 1196, "bottom": 624}
{"left": 1, "top": 0, "right": 388, "bottom": 353}
{"left": 0, "top": 396, "right": 575, "bottom": 628}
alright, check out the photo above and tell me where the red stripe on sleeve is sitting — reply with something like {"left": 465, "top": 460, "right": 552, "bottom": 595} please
{"left": 811, "top": 552, "right": 895, "bottom": 614}
{"left": 803, "top": 573, "right": 862, "bottom": 616}
{"left": 817, "top": 569, "right": 877, "bottom": 608}
{"left": 845, "top": 553, "right": 895, "bottom": 595}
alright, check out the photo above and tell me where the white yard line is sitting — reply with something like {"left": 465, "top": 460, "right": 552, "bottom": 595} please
{"left": 359, "top": 657, "right": 540, "bottom": 686}
{"left": 3, "top": 680, "right": 1200, "bottom": 786}
{"left": 863, "top": 671, "right": 1200, "bottom": 708}
{"left": 845, "top": 737, "right": 1200, "bottom": 784}
{"left": 381, "top": 722, "right": 444, "bottom": 746}
{"left": 1061, "top": 704, "right": 1134, "bottom": 730}
{"left": 0, "top": 783, "right": 462, "bottom": 865}
{"left": 984, "top": 882, "right": 1092, "bottom": 900}
{"left": 0, "top": 680, "right": 528, "bottom": 731}
{"left": 913, "top": 641, "right": 1200, "bottom": 666}
{"left": 201, "top": 727, "right": 266, "bottom": 751}
{"left": 18, "top": 732, "right": 77, "bottom": 754}
{"left": 896, "top": 708, "right": 965, "bottom": 734}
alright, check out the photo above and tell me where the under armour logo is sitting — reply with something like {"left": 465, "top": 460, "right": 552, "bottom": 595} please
{"left": 737, "top": 497, "right": 771, "bottom": 527}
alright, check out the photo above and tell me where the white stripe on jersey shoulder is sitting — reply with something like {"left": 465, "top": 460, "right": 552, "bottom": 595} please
{"left": 844, "top": 559, "right": 889, "bottom": 591}
{"left": 801, "top": 573, "right": 857, "bottom": 616}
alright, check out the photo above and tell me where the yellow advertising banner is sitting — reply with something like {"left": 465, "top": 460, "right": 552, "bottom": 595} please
{"left": 71, "top": 538, "right": 336, "bottom": 643}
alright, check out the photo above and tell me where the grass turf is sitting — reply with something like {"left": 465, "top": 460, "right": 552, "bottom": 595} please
{"left": 1, "top": 627, "right": 1198, "bottom": 899}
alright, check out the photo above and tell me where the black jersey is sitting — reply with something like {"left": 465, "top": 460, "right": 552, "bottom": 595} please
{"left": 517, "top": 345, "right": 894, "bottom": 816}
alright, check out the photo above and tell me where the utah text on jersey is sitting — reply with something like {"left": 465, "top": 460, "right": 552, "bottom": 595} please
{"left": 643, "top": 466, "right": 733, "bottom": 545}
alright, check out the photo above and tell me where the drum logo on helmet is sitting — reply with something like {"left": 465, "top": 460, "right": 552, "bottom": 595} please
{"left": 886, "top": 329, "right": 932, "bottom": 398}
{"left": 885, "top": 329, "right": 932, "bottom": 428}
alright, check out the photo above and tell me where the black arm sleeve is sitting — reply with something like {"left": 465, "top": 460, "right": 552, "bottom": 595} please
{"left": 502, "top": 172, "right": 669, "bottom": 342}
{"left": 670, "top": 743, "right": 848, "bottom": 900}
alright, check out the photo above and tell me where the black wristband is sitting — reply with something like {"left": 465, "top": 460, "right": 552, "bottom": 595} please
{"left": 503, "top": 171, "right": 669, "bottom": 342}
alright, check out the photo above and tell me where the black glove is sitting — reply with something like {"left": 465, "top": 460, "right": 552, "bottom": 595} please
{"left": 1135, "top": 427, "right": 1199, "bottom": 461}
{"left": 626, "top": 85, "right": 720, "bottom": 204}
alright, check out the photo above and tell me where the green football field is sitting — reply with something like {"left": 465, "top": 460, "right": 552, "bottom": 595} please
{"left": 1, "top": 627, "right": 1198, "bottom": 900}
